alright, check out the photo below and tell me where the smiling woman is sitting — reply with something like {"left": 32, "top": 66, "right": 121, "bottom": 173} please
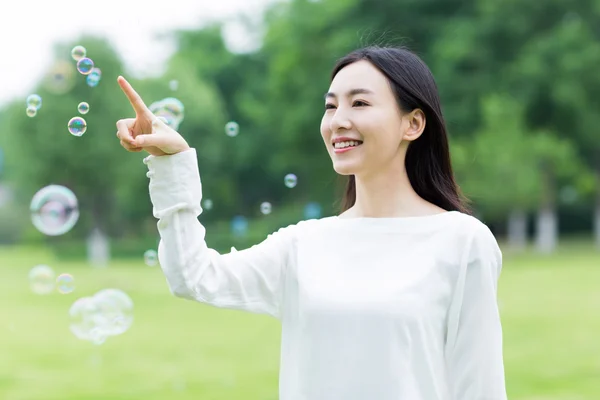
{"left": 120, "top": 44, "right": 507, "bottom": 400}
{"left": 321, "top": 47, "right": 470, "bottom": 217}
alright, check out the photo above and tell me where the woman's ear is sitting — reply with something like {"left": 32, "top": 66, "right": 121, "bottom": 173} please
{"left": 402, "top": 109, "right": 426, "bottom": 141}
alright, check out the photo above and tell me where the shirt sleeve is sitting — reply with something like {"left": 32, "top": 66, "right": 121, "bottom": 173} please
{"left": 444, "top": 221, "right": 507, "bottom": 399}
{"left": 144, "top": 148, "right": 296, "bottom": 319}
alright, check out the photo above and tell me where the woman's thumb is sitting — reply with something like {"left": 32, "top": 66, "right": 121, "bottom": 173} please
{"left": 135, "top": 134, "right": 155, "bottom": 147}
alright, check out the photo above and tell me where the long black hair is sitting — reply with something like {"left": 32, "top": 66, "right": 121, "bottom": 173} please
{"left": 330, "top": 46, "right": 471, "bottom": 214}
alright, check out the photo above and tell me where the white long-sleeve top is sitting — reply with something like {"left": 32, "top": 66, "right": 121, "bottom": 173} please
{"left": 144, "top": 148, "right": 507, "bottom": 400}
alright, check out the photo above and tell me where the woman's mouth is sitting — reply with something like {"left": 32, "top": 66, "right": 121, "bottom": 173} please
{"left": 333, "top": 140, "right": 363, "bottom": 153}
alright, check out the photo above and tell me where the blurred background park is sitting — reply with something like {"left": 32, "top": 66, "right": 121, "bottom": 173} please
{"left": 1, "top": 0, "right": 599, "bottom": 399}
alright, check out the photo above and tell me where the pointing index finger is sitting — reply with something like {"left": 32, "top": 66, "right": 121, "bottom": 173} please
{"left": 117, "top": 76, "right": 150, "bottom": 115}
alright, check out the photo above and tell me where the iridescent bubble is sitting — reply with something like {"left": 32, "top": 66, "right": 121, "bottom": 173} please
{"left": 169, "top": 80, "right": 179, "bottom": 91}
{"left": 76, "top": 57, "right": 94, "bottom": 75}
{"left": 230, "top": 215, "right": 248, "bottom": 237}
{"left": 92, "top": 289, "right": 134, "bottom": 336}
{"left": 303, "top": 202, "right": 322, "bottom": 220}
{"left": 86, "top": 73, "right": 100, "bottom": 87}
{"left": 149, "top": 97, "right": 185, "bottom": 130}
{"left": 26, "top": 107, "right": 37, "bottom": 117}
{"left": 225, "top": 121, "right": 239, "bottom": 137}
{"left": 89, "top": 67, "right": 101, "bottom": 78}
{"left": 202, "top": 199, "right": 213, "bottom": 211}
{"left": 56, "top": 273, "right": 75, "bottom": 294}
{"left": 26, "top": 94, "right": 42, "bottom": 110}
{"left": 284, "top": 173, "right": 297, "bottom": 188}
{"left": 260, "top": 202, "right": 272, "bottom": 215}
{"left": 30, "top": 185, "right": 79, "bottom": 236}
{"left": 69, "top": 296, "right": 106, "bottom": 344}
{"left": 77, "top": 102, "right": 89, "bottom": 115}
{"left": 68, "top": 117, "right": 87, "bottom": 136}
{"left": 144, "top": 249, "right": 158, "bottom": 267}
{"left": 71, "top": 45, "right": 86, "bottom": 61}
{"left": 29, "top": 265, "right": 55, "bottom": 294}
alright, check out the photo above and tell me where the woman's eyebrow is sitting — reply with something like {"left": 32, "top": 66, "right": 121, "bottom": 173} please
{"left": 324, "top": 88, "right": 374, "bottom": 100}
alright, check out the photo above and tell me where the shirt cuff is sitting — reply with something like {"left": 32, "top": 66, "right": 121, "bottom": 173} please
{"left": 144, "top": 149, "right": 202, "bottom": 216}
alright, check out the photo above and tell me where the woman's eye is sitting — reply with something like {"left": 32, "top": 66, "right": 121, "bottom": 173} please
{"left": 325, "top": 103, "right": 336, "bottom": 110}
{"left": 353, "top": 100, "right": 368, "bottom": 107}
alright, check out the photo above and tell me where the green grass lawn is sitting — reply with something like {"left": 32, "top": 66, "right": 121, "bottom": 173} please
{"left": 0, "top": 242, "right": 599, "bottom": 399}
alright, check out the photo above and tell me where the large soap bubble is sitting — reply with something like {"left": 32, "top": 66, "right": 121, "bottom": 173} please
{"left": 30, "top": 185, "right": 79, "bottom": 236}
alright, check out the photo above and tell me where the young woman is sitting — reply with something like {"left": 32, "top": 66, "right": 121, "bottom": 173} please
{"left": 116, "top": 46, "right": 507, "bottom": 400}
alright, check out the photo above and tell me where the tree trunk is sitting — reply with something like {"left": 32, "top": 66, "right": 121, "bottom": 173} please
{"left": 535, "top": 164, "right": 558, "bottom": 254}
{"left": 507, "top": 208, "right": 527, "bottom": 252}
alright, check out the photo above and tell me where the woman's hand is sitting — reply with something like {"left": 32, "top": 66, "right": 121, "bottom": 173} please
{"left": 116, "top": 76, "right": 190, "bottom": 156}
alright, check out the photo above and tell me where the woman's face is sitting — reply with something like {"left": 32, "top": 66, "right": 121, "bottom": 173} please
{"left": 320, "top": 60, "right": 422, "bottom": 178}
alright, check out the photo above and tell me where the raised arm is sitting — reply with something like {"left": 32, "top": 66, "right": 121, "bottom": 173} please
{"left": 145, "top": 149, "right": 297, "bottom": 319}
{"left": 445, "top": 222, "right": 507, "bottom": 399}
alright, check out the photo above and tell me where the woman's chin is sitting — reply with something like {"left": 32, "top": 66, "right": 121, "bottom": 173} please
{"left": 333, "top": 161, "right": 360, "bottom": 176}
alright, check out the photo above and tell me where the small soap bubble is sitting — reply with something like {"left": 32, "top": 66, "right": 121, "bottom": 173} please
{"left": 30, "top": 185, "right": 79, "bottom": 236}
{"left": 26, "top": 94, "right": 42, "bottom": 110}
{"left": 71, "top": 45, "right": 86, "bottom": 61}
{"left": 284, "top": 173, "right": 298, "bottom": 188}
{"left": 89, "top": 67, "right": 101, "bottom": 78}
{"left": 86, "top": 73, "right": 100, "bottom": 87}
{"left": 76, "top": 58, "right": 94, "bottom": 75}
{"left": 225, "top": 121, "right": 239, "bottom": 137}
{"left": 68, "top": 117, "right": 87, "bottom": 136}
{"left": 230, "top": 215, "right": 248, "bottom": 237}
{"left": 77, "top": 102, "right": 89, "bottom": 115}
{"left": 144, "top": 249, "right": 158, "bottom": 266}
{"left": 260, "top": 202, "right": 272, "bottom": 215}
{"left": 169, "top": 80, "right": 179, "bottom": 91}
{"left": 303, "top": 202, "right": 322, "bottom": 220}
{"left": 202, "top": 199, "right": 213, "bottom": 211}
{"left": 26, "top": 107, "right": 37, "bottom": 117}
{"left": 56, "top": 273, "right": 75, "bottom": 294}
{"left": 29, "top": 265, "right": 55, "bottom": 294}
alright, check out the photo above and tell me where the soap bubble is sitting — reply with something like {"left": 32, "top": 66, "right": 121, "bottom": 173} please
{"left": 56, "top": 273, "right": 75, "bottom": 294}
{"left": 69, "top": 296, "right": 106, "bottom": 344}
{"left": 93, "top": 289, "right": 134, "bottom": 336}
{"left": 225, "top": 121, "right": 239, "bottom": 137}
{"left": 89, "top": 67, "right": 101, "bottom": 79}
{"left": 202, "top": 199, "right": 213, "bottom": 211}
{"left": 169, "top": 80, "right": 179, "bottom": 91}
{"left": 26, "top": 94, "right": 42, "bottom": 110}
{"left": 29, "top": 265, "right": 55, "bottom": 294}
{"left": 77, "top": 102, "right": 89, "bottom": 115}
{"left": 71, "top": 45, "right": 86, "bottom": 61}
{"left": 144, "top": 249, "right": 158, "bottom": 266}
{"left": 86, "top": 68, "right": 101, "bottom": 87}
{"left": 43, "top": 60, "right": 76, "bottom": 95}
{"left": 86, "top": 73, "right": 100, "bottom": 87}
{"left": 76, "top": 58, "right": 94, "bottom": 75}
{"left": 303, "top": 202, "right": 322, "bottom": 220}
{"left": 149, "top": 97, "right": 184, "bottom": 130}
{"left": 68, "top": 117, "right": 87, "bottom": 136}
{"left": 26, "top": 107, "right": 37, "bottom": 117}
{"left": 260, "top": 202, "right": 272, "bottom": 215}
{"left": 284, "top": 173, "right": 297, "bottom": 188}
{"left": 231, "top": 215, "right": 248, "bottom": 237}
{"left": 30, "top": 185, "right": 79, "bottom": 236}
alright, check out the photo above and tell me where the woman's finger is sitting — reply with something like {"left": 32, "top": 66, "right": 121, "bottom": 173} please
{"left": 116, "top": 119, "right": 136, "bottom": 144}
{"left": 117, "top": 76, "right": 151, "bottom": 116}
{"left": 120, "top": 139, "right": 142, "bottom": 152}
